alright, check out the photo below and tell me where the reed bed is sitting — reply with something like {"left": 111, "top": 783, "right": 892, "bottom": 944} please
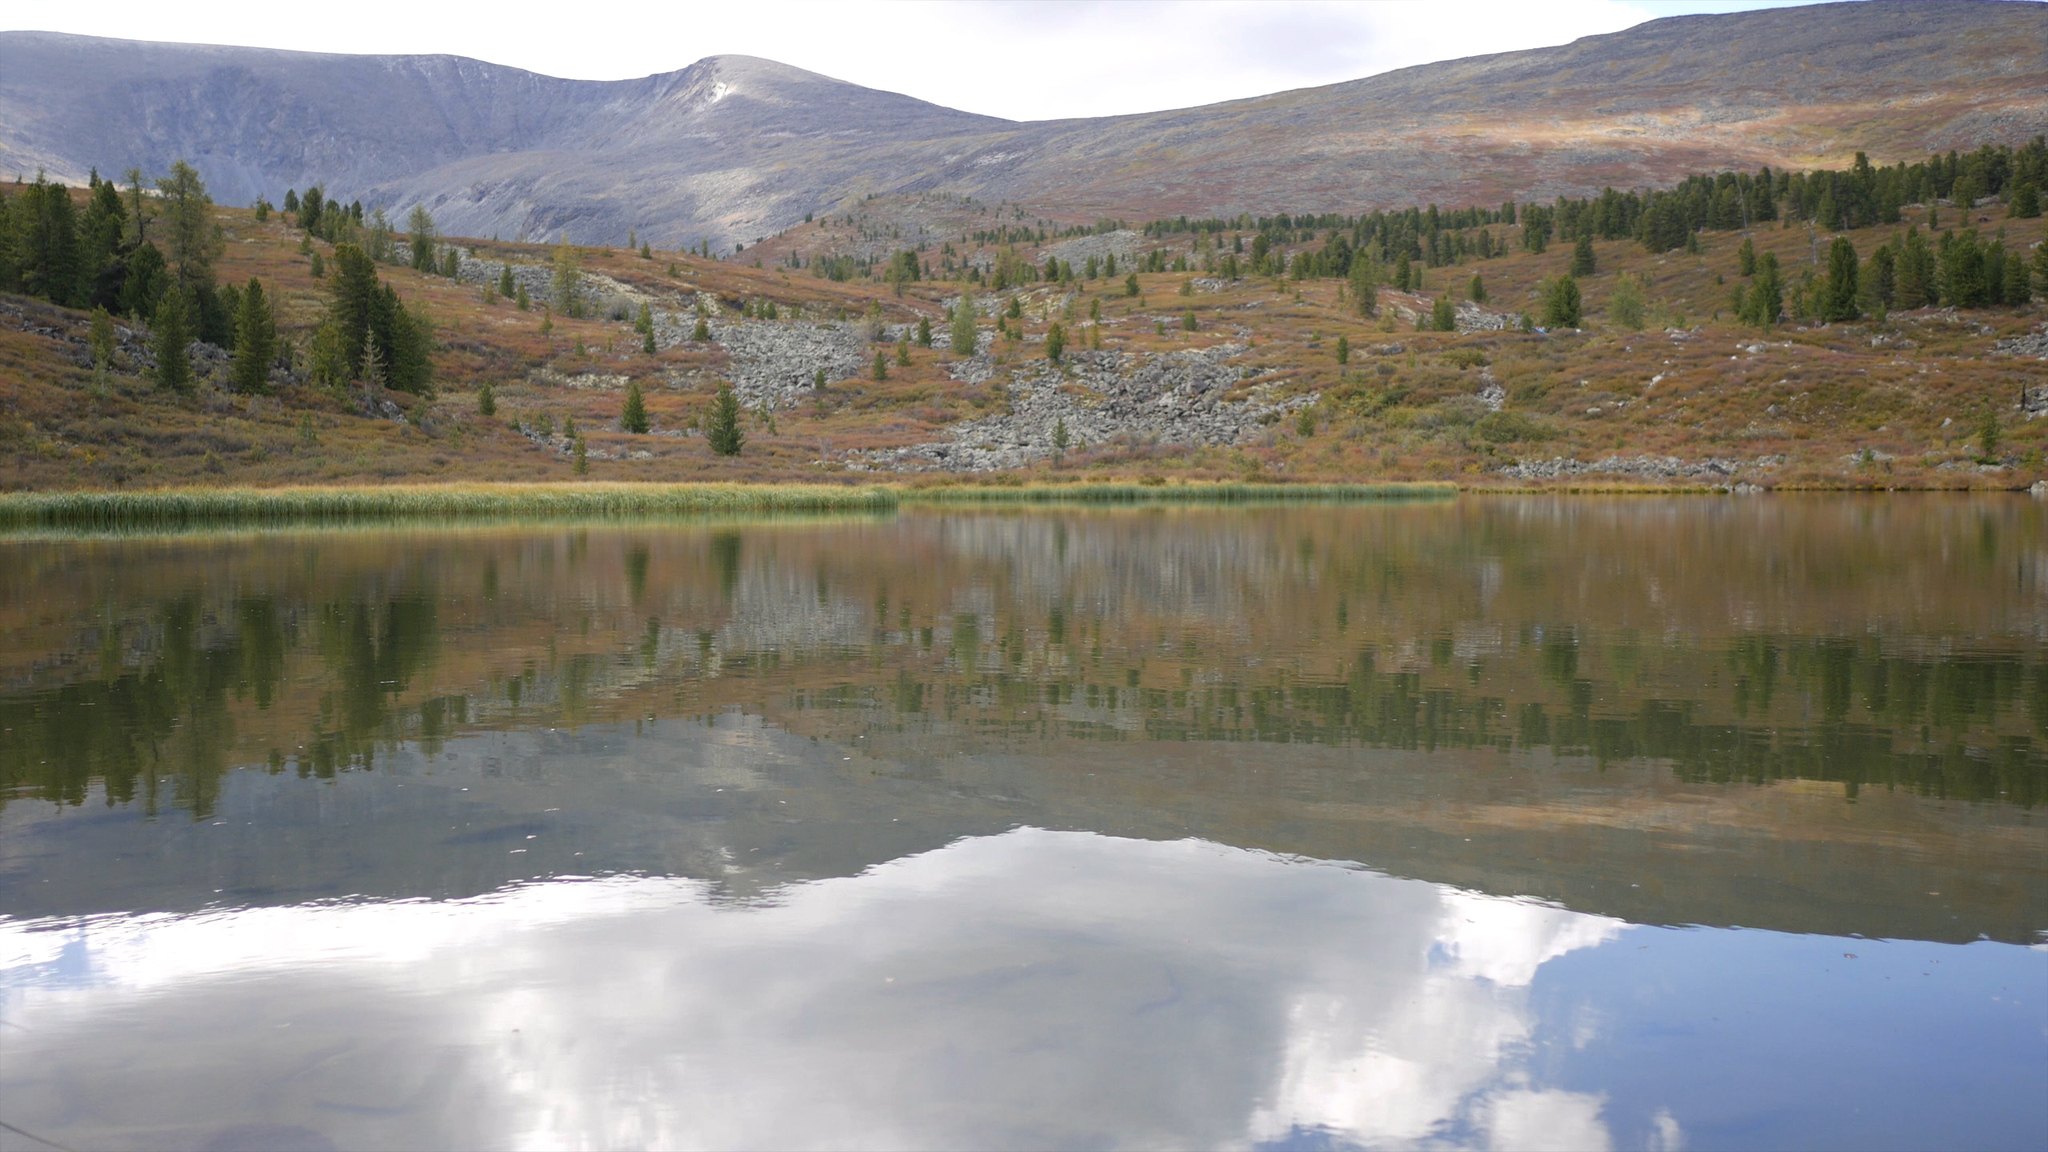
{"left": 0, "top": 483, "right": 900, "bottom": 529}
{"left": 900, "top": 481, "right": 1459, "bottom": 505}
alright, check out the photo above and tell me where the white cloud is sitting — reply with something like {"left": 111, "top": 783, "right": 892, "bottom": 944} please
{"left": 2, "top": 829, "right": 1632, "bottom": 1151}
{"left": 0, "top": 1, "right": 1835, "bottom": 122}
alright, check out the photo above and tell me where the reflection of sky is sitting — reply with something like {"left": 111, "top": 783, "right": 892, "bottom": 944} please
{"left": 2, "top": 830, "right": 2043, "bottom": 1152}
{"left": 0, "top": 830, "right": 1626, "bottom": 1151}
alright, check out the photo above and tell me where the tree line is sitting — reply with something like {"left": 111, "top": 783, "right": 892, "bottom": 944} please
{"left": 0, "top": 163, "right": 434, "bottom": 396}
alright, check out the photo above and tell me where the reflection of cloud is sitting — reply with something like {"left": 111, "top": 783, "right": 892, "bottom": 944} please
{"left": 0, "top": 831, "right": 1625, "bottom": 1151}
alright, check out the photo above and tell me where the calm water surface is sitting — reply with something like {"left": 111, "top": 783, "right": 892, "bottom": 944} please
{"left": 1, "top": 497, "right": 2043, "bottom": 1151}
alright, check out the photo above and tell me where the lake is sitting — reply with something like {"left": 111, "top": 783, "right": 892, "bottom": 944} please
{"left": 1, "top": 496, "right": 2043, "bottom": 1152}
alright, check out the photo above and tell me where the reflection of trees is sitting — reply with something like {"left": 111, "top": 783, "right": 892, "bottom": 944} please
{"left": 0, "top": 595, "right": 440, "bottom": 816}
{"left": 789, "top": 639, "right": 2044, "bottom": 808}
{"left": 0, "top": 596, "right": 289, "bottom": 816}
{"left": 305, "top": 597, "right": 439, "bottom": 775}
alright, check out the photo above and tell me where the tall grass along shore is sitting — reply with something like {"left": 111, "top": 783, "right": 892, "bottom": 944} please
{"left": 0, "top": 480, "right": 1459, "bottom": 530}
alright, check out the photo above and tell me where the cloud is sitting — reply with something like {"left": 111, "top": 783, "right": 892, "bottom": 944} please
{"left": 2, "top": 829, "right": 1629, "bottom": 1151}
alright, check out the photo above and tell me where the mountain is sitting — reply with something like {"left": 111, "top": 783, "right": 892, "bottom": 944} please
{"left": 3, "top": 1, "right": 2044, "bottom": 248}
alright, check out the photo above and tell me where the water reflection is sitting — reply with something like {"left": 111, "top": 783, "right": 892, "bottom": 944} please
{"left": 4, "top": 829, "right": 2039, "bottom": 1151}
{"left": 1, "top": 499, "right": 2045, "bottom": 1149}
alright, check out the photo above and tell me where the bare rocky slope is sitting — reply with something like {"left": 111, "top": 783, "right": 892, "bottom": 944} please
{"left": 3, "top": 2, "right": 2043, "bottom": 247}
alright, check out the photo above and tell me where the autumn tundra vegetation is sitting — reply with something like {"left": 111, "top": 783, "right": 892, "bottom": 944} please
{"left": 1, "top": 138, "right": 2044, "bottom": 507}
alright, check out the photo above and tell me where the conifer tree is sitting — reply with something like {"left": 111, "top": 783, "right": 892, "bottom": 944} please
{"left": 1571, "top": 234, "right": 1596, "bottom": 277}
{"left": 1431, "top": 296, "right": 1455, "bottom": 332}
{"left": 1468, "top": 273, "right": 1486, "bottom": 304}
{"left": 1743, "top": 253, "right": 1784, "bottom": 327}
{"left": 152, "top": 291, "right": 192, "bottom": 391}
{"left": 1541, "top": 275, "right": 1583, "bottom": 328}
{"left": 574, "top": 433, "right": 589, "bottom": 474}
{"left": 499, "top": 265, "right": 516, "bottom": 298}
{"left": 872, "top": 350, "right": 888, "bottom": 381}
{"left": 917, "top": 315, "right": 932, "bottom": 348}
{"left": 156, "top": 161, "right": 220, "bottom": 296}
{"left": 89, "top": 307, "right": 116, "bottom": 374}
{"left": 441, "top": 248, "right": 460, "bottom": 278}
{"left": 478, "top": 381, "right": 496, "bottom": 417}
{"left": 408, "top": 206, "right": 436, "bottom": 272}
{"left": 1737, "top": 237, "right": 1757, "bottom": 277}
{"left": 1046, "top": 322, "right": 1066, "bottom": 362}
{"left": 705, "top": 382, "right": 745, "bottom": 456}
{"left": 896, "top": 337, "right": 912, "bottom": 367}
{"left": 1124, "top": 273, "right": 1139, "bottom": 297}
{"left": 230, "top": 277, "right": 276, "bottom": 393}
{"left": 1822, "top": 237, "right": 1860, "bottom": 321}
{"left": 1335, "top": 335, "right": 1349, "bottom": 365}
{"left": 2013, "top": 182, "right": 2042, "bottom": 219}
{"left": 622, "top": 380, "right": 649, "bottom": 433}
{"left": 951, "top": 290, "right": 978, "bottom": 355}
{"left": 1870, "top": 245, "right": 1897, "bottom": 310}
{"left": 691, "top": 314, "right": 710, "bottom": 341}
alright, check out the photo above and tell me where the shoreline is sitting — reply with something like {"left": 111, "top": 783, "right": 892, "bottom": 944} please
{"left": 1, "top": 479, "right": 2034, "bottom": 531}
{"left": 0, "top": 480, "right": 1464, "bottom": 530}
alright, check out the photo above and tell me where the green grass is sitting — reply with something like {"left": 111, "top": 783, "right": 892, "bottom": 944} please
{"left": 899, "top": 481, "right": 1459, "bottom": 504}
{"left": 0, "top": 482, "right": 901, "bottom": 529}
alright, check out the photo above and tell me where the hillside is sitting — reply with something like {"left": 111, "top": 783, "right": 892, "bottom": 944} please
{"left": 3, "top": 169, "right": 2043, "bottom": 492}
{"left": 4, "top": 2, "right": 2044, "bottom": 249}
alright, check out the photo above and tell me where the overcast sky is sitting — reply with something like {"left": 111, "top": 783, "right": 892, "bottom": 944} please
{"left": 11, "top": 0, "right": 1827, "bottom": 121}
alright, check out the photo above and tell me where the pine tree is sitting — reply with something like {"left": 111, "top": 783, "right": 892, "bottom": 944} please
{"left": 1468, "top": 273, "right": 1486, "bottom": 304}
{"left": 156, "top": 161, "right": 221, "bottom": 296}
{"left": 1124, "top": 273, "right": 1139, "bottom": 297}
{"left": 574, "top": 433, "right": 588, "bottom": 474}
{"left": 1571, "top": 234, "right": 1596, "bottom": 277}
{"left": 88, "top": 307, "right": 116, "bottom": 372}
{"left": 1430, "top": 296, "right": 1455, "bottom": 331}
{"left": 622, "top": 380, "right": 649, "bottom": 433}
{"left": 1046, "top": 322, "right": 1066, "bottom": 362}
{"left": 1181, "top": 310, "right": 1198, "bottom": 332}
{"left": 1737, "top": 237, "right": 1757, "bottom": 277}
{"left": 1870, "top": 244, "right": 1897, "bottom": 310}
{"left": 1541, "top": 275, "right": 1583, "bottom": 328}
{"left": 478, "top": 381, "right": 496, "bottom": 416}
{"left": 408, "top": 205, "right": 436, "bottom": 272}
{"left": 441, "top": 248, "right": 460, "bottom": 278}
{"left": 691, "top": 315, "right": 710, "bottom": 342}
{"left": 705, "top": 382, "right": 745, "bottom": 456}
{"left": 896, "top": 337, "right": 912, "bottom": 367}
{"left": 499, "top": 265, "right": 516, "bottom": 298}
{"left": 230, "top": 277, "right": 276, "bottom": 393}
{"left": 951, "top": 291, "right": 978, "bottom": 355}
{"left": 2013, "top": 182, "right": 2042, "bottom": 219}
{"left": 1822, "top": 237, "right": 1860, "bottom": 321}
{"left": 872, "top": 350, "right": 888, "bottom": 381}
{"left": 120, "top": 242, "right": 169, "bottom": 319}
{"left": 152, "top": 291, "right": 192, "bottom": 391}
{"left": 1744, "top": 253, "right": 1784, "bottom": 327}
{"left": 917, "top": 315, "right": 932, "bottom": 348}
{"left": 1052, "top": 417, "right": 1069, "bottom": 458}
{"left": 1335, "top": 335, "right": 1350, "bottom": 365}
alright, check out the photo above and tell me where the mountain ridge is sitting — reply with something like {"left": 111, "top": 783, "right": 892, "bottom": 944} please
{"left": 3, "top": 2, "right": 2044, "bottom": 247}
